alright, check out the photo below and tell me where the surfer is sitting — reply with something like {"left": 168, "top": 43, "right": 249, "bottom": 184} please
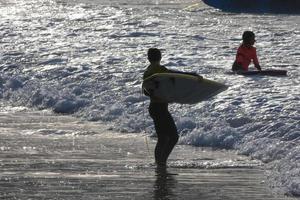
{"left": 143, "top": 48, "right": 199, "bottom": 167}
{"left": 143, "top": 48, "right": 178, "bottom": 167}
{"left": 232, "top": 31, "right": 262, "bottom": 72}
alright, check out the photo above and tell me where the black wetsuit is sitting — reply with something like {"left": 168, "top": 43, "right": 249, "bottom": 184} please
{"left": 148, "top": 101, "right": 178, "bottom": 164}
{"left": 143, "top": 64, "right": 178, "bottom": 165}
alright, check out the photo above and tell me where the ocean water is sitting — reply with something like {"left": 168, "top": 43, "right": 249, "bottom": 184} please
{"left": 0, "top": 0, "right": 299, "bottom": 197}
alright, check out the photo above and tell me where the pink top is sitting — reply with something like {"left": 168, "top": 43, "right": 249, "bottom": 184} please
{"left": 236, "top": 44, "right": 259, "bottom": 71}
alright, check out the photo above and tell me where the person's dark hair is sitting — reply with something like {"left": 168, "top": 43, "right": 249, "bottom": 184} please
{"left": 242, "top": 31, "right": 255, "bottom": 43}
{"left": 147, "top": 48, "right": 161, "bottom": 63}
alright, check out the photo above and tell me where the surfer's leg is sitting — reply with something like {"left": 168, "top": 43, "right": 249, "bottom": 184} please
{"left": 153, "top": 119, "right": 170, "bottom": 165}
{"left": 152, "top": 108, "right": 178, "bottom": 165}
{"left": 153, "top": 118, "right": 170, "bottom": 165}
{"left": 148, "top": 102, "right": 178, "bottom": 165}
{"left": 149, "top": 102, "right": 168, "bottom": 165}
{"left": 160, "top": 111, "right": 178, "bottom": 163}
{"left": 154, "top": 135, "right": 167, "bottom": 166}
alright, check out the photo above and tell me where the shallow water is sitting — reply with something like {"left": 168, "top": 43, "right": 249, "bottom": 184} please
{"left": 0, "top": 0, "right": 299, "bottom": 196}
{"left": 0, "top": 110, "right": 297, "bottom": 200}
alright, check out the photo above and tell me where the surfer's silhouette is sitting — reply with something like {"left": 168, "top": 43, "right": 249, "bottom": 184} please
{"left": 143, "top": 48, "right": 199, "bottom": 167}
{"left": 232, "top": 31, "right": 262, "bottom": 72}
{"left": 143, "top": 48, "right": 178, "bottom": 167}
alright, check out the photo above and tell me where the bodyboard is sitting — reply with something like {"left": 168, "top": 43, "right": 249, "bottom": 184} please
{"left": 142, "top": 73, "right": 228, "bottom": 104}
{"left": 236, "top": 69, "right": 287, "bottom": 76}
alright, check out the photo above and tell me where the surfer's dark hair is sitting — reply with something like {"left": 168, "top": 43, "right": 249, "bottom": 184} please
{"left": 242, "top": 31, "right": 255, "bottom": 43}
{"left": 148, "top": 48, "right": 162, "bottom": 62}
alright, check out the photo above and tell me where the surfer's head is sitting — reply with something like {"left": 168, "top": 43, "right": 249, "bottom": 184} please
{"left": 148, "top": 48, "right": 162, "bottom": 63}
{"left": 242, "top": 31, "right": 255, "bottom": 46}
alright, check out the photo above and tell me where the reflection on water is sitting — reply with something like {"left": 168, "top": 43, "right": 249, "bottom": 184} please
{"left": 154, "top": 167, "right": 177, "bottom": 200}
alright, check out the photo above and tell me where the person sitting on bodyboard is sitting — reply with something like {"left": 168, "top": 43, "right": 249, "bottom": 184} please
{"left": 232, "top": 31, "right": 262, "bottom": 72}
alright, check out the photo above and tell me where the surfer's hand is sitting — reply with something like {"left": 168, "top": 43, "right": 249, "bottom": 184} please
{"left": 189, "top": 72, "right": 202, "bottom": 78}
{"left": 191, "top": 72, "right": 199, "bottom": 76}
{"left": 191, "top": 73, "right": 203, "bottom": 80}
{"left": 143, "top": 89, "right": 152, "bottom": 96}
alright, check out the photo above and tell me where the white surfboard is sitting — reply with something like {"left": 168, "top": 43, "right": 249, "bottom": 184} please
{"left": 142, "top": 73, "right": 228, "bottom": 104}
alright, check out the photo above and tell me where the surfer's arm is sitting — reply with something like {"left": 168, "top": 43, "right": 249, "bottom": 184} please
{"left": 253, "top": 49, "right": 261, "bottom": 71}
{"left": 169, "top": 70, "right": 202, "bottom": 78}
{"left": 255, "top": 64, "right": 261, "bottom": 71}
{"left": 160, "top": 65, "right": 199, "bottom": 77}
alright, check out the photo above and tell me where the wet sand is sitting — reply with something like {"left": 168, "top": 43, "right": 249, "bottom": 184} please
{"left": 0, "top": 110, "right": 297, "bottom": 200}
